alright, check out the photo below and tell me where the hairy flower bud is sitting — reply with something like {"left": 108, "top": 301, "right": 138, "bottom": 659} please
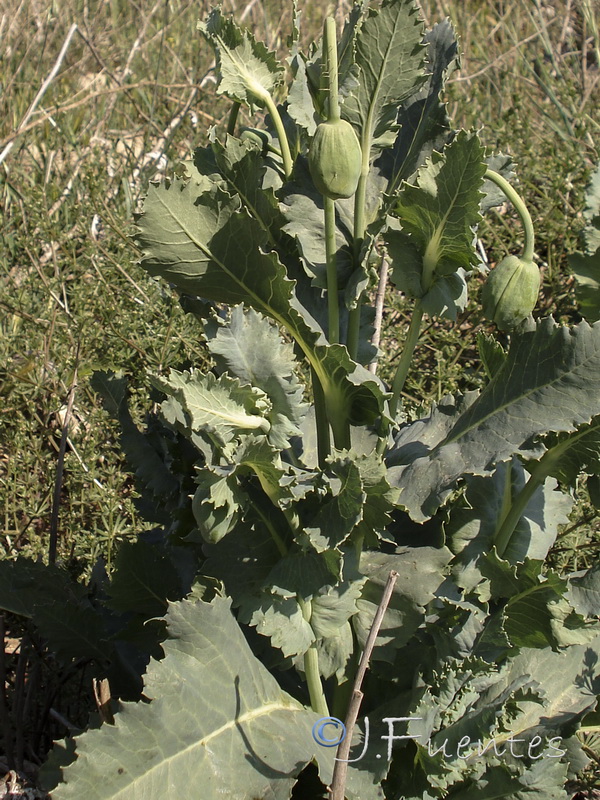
{"left": 482, "top": 255, "right": 540, "bottom": 331}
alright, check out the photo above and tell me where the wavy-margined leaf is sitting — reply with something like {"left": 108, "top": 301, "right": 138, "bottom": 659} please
{"left": 151, "top": 369, "right": 271, "bottom": 448}
{"left": 378, "top": 17, "right": 458, "bottom": 191}
{"left": 387, "top": 318, "right": 600, "bottom": 521}
{"left": 476, "top": 331, "right": 507, "bottom": 380}
{"left": 106, "top": 539, "right": 187, "bottom": 618}
{"left": 297, "top": 449, "right": 397, "bottom": 553}
{"left": 238, "top": 592, "right": 315, "bottom": 659}
{"left": 342, "top": 0, "right": 426, "bottom": 152}
{"left": 135, "top": 178, "right": 384, "bottom": 427}
{"left": 206, "top": 305, "right": 307, "bottom": 449}
{"left": 190, "top": 436, "right": 296, "bottom": 543}
{"left": 477, "top": 554, "right": 597, "bottom": 649}
{"left": 353, "top": 546, "right": 452, "bottom": 660}
{"left": 197, "top": 9, "right": 283, "bottom": 112}
{"left": 448, "top": 460, "right": 573, "bottom": 592}
{"left": 567, "top": 563, "right": 600, "bottom": 619}
{"left": 91, "top": 371, "right": 183, "bottom": 521}
{"left": 539, "top": 414, "right": 600, "bottom": 486}
{"left": 385, "top": 131, "right": 486, "bottom": 320}
{"left": 446, "top": 759, "right": 569, "bottom": 800}
{"left": 51, "top": 595, "right": 354, "bottom": 800}
{"left": 208, "top": 136, "right": 288, "bottom": 245}
{"left": 286, "top": 50, "right": 318, "bottom": 137}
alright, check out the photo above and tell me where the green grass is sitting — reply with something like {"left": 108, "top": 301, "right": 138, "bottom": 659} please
{"left": 1, "top": 0, "right": 599, "bottom": 575}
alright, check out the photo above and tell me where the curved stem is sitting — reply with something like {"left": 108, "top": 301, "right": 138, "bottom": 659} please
{"left": 389, "top": 300, "right": 424, "bottom": 419}
{"left": 227, "top": 101, "right": 240, "bottom": 135}
{"left": 324, "top": 17, "right": 340, "bottom": 122}
{"left": 485, "top": 168, "right": 535, "bottom": 262}
{"left": 494, "top": 463, "right": 545, "bottom": 558}
{"left": 495, "top": 443, "right": 568, "bottom": 557}
{"left": 298, "top": 597, "right": 329, "bottom": 716}
{"left": 260, "top": 92, "right": 293, "bottom": 179}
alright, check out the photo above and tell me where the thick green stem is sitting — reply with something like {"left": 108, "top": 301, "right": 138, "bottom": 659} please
{"left": 254, "top": 471, "right": 328, "bottom": 716}
{"left": 329, "top": 404, "right": 351, "bottom": 450}
{"left": 311, "top": 366, "right": 331, "bottom": 468}
{"left": 389, "top": 301, "right": 424, "bottom": 419}
{"left": 324, "top": 17, "right": 340, "bottom": 122}
{"left": 347, "top": 113, "right": 371, "bottom": 360}
{"left": 324, "top": 197, "right": 340, "bottom": 344}
{"left": 495, "top": 439, "right": 576, "bottom": 557}
{"left": 322, "top": 20, "right": 341, "bottom": 345}
{"left": 227, "top": 101, "right": 240, "bottom": 135}
{"left": 485, "top": 168, "right": 535, "bottom": 262}
{"left": 260, "top": 91, "right": 293, "bottom": 180}
{"left": 298, "top": 597, "right": 329, "bottom": 716}
{"left": 494, "top": 463, "right": 546, "bottom": 558}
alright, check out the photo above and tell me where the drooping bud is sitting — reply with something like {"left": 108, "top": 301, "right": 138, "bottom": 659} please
{"left": 481, "top": 255, "right": 540, "bottom": 331}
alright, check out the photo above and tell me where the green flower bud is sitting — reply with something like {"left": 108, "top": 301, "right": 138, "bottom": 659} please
{"left": 481, "top": 254, "right": 540, "bottom": 331}
{"left": 308, "top": 119, "right": 362, "bottom": 200}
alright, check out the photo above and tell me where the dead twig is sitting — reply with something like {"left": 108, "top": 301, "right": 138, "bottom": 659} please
{"left": 48, "top": 344, "right": 80, "bottom": 564}
{"left": 328, "top": 570, "right": 398, "bottom": 800}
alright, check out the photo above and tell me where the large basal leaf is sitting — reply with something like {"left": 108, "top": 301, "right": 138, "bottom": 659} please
{"left": 51, "top": 594, "right": 376, "bottom": 800}
{"left": 342, "top": 0, "right": 426, "bottom": 153}
{"left": 385, "top": 130, "right": 485, "bottom": 320}
{"left": 387, "top": 318, "right": 600, "bottom": 521}
{"left": 135, "top": 178, "right": 384, "bottom": 427}
{"left": 198, "top": 9, "right": 283, "bottom": 112}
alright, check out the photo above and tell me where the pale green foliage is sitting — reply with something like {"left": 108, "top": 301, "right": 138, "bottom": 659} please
{"left": 1, "top": 1, "right": 598, "bottom": 799}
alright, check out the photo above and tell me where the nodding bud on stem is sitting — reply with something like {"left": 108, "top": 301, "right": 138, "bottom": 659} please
{"left": 482, "top": 254, "right": 540, "bottom": 331}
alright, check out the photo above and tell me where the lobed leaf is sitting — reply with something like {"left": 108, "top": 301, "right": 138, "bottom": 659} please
{"left": 198, "top": 9, "right": 283, "bottom": 111}
{"left": 388, "top": 318, "right": 600, "bottom": 520}
{"left": 342, "top": 0, "right": 426, "bottom": 153}
{"left": 385, "top": 130, "right": 486, "bottom": 319}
